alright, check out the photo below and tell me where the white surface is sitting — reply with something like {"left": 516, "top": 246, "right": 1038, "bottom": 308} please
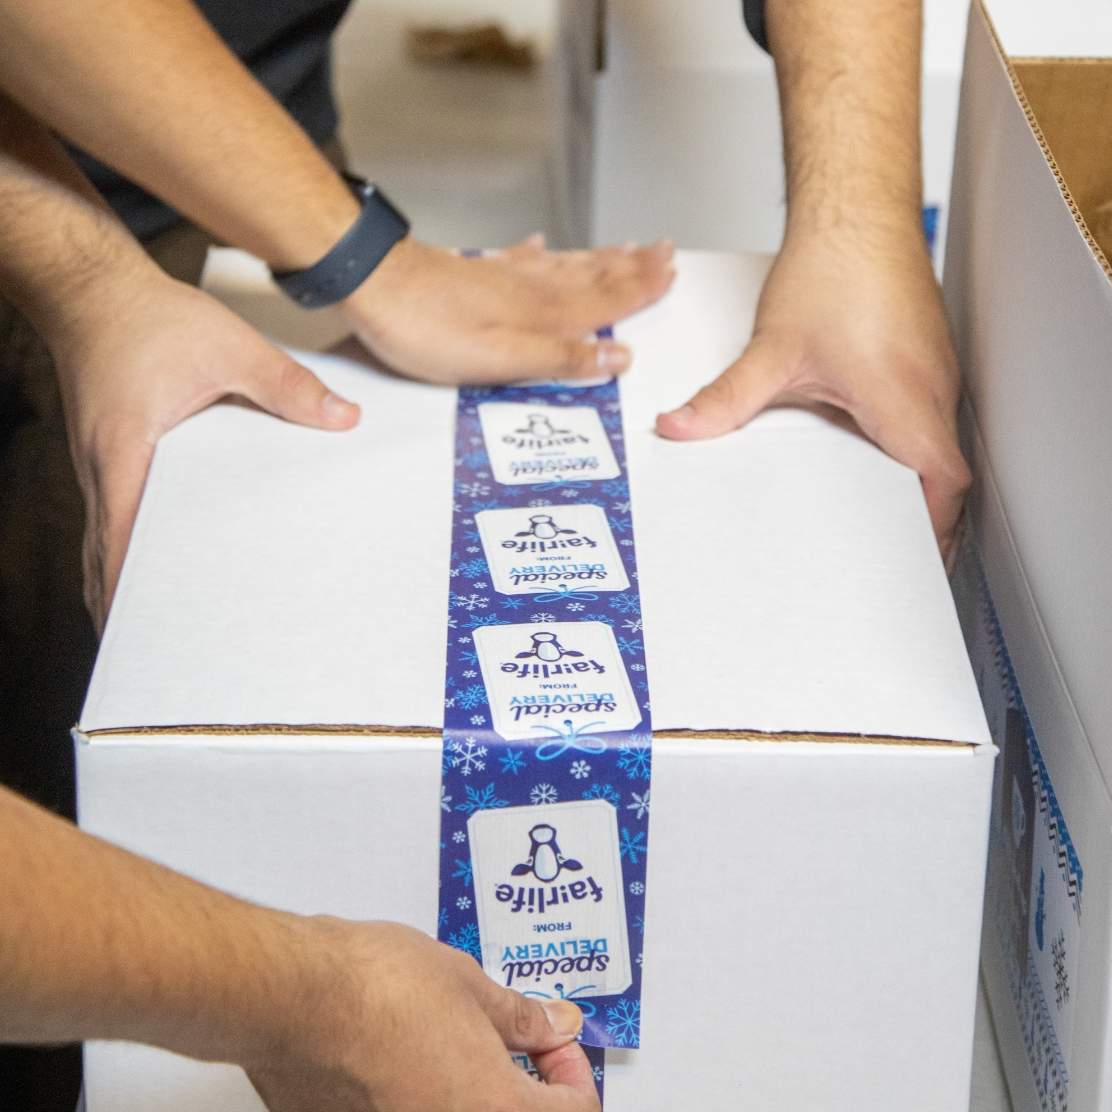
{"left": 943, "top": 5, "right": 1112, "bottom": 1111}
{"left": 84, "top": 252, "right": 988, "bottom": 748}
{"left": 80, "top": 734, "right": 994, "bottom": 1112}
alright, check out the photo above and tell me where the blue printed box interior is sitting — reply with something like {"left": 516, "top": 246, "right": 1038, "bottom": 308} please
{"left": 77, "top": 251, "right": 997, "bottom": 1112}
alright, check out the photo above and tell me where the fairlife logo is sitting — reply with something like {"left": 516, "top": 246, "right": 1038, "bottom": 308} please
{"left": 497, "top": 823, "right": 605, "bottom": 913}
{"left": 500, "top": 513, "right": 600, "bottom": 556}
{"left": 502, "top": 412, "right": 589, "bottom": 452}
{"left": 501, "top": 631, "right": 607, "bottom": 679}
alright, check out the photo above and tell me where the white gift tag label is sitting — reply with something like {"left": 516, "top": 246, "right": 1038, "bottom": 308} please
{"left": 472, "top": 621, "right": 641, "bottom": 742}
{"left": 469, "top": 799, "right": 632, "bottom": 999}
{"left": 478, "top": 402, "right": 620, "bottom": 486}
{"left": 475, "top": 505, "right": 630, "bottom": 595}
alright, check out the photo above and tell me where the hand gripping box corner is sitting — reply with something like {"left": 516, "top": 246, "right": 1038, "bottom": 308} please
{"left": 76, "top": 251, "right": 994, "bottom": 1112}
{"left": 943, "top": 6, "right": 1112, "bottom": 1112}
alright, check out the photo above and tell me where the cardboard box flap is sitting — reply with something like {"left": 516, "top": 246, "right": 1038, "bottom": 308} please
{"left": 1011, "top": 58, "right": 1112, "bottom": 272}
{"left": 945, "top": 8, "right": 1112, "bottom": 784}
{"left": 80, "top": 251, "right": 988, "bottom": 748}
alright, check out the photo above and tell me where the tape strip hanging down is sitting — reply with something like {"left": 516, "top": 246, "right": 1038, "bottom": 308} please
{"left": 438, "top": 372, "right": 653, "bottom": 1094}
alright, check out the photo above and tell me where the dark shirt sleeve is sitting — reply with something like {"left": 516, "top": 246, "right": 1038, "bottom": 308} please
{"left": 742, "top": 0, "right": 769, "bottom": 53}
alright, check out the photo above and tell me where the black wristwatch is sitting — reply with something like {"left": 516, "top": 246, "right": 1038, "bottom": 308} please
{"left": 272, "top": 175, "right": 410, "bottom": 309}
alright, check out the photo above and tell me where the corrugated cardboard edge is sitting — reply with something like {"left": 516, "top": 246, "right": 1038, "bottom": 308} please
{"left": 76, "top": 722, "right": 976, "bottom": 750}
{"left": 980, "top": 0, "right": 1112, "bottom": 281}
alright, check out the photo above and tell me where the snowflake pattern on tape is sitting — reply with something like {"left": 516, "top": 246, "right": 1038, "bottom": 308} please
{"left": 439, "top": 376, "right": 652, "bottom": 1073}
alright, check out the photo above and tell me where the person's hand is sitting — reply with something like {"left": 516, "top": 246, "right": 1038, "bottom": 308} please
{"left": 656, "top": 220, "right": 970, "bottom": 559}
{"left": 247, "top": 919, "right": 599, "bottom": 1112}
{"left": 343, "top": 235, "right": 675, "bottom": 384}
{"left": 49, "top": 266, "right": 360, "bottom": 631}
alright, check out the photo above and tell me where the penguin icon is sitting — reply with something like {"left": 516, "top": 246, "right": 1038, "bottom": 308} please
{"left": 515, "top": 513, "right": 577, "bottom": 540}
{"left": 516, "top": 631, "right": 583, "bottom": 663}
{"left": 516, "top": 413, "right": 569, "bottom": 438}
{"left": 512, "top": 824, "right": 583, "bottom": 883}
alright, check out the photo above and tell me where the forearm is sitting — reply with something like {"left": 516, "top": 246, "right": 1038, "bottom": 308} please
{"left": 0, "top": 93, "right": 163, "bottom": 346}
{"left": 0, "top": 0, "right": 358, "bottom": 270}
{"left": 766, "top": 0, "right": 923, "bottom": 235}
{"left": 0, "top": 784, "right": 304, "bottom": 1066}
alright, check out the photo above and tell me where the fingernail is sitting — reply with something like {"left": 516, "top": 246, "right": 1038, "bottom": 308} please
{"left": 322, "top": 392, "right": 359, "bottom": 423}
{"left": 651, "top": 239, "right": 675, "bottom": 260}
{"left": 597, "top": 343, "right": 631, "bottom": 372}
{"left": 542, "top": 999, "right": 583, "bottom": 1038}
{"left": 621, "top": 240, "right": 638, "bottom": 254}
{"left": 665, "top": 404, "right": 695, "bottom": 427}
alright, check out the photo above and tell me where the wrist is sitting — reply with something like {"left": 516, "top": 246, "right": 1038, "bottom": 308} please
{"left": 260, "top": 175, "right": 362, "bottom": 273}
{"left": 782, "top": 200, "right": 930, "bottom": 262}
{"left": 234, "top": 913, "right": 367, "bottom": 1074}
{"left": 30, "top": 241, "right": 167, "bottom": 361}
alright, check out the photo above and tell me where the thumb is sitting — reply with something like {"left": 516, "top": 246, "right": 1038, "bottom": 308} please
{"left": 656, "top": 333, "right": 790, "bottom": 440}
{"left": 479, "top": 981, "right": 584, "bottom": 1055}
{"left": 236, "top": 351, "right": 361, "bottom": 430}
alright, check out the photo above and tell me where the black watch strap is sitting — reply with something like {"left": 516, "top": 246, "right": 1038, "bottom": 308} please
{"left": 272, "top": 175, "right": 410, "bottom": 308}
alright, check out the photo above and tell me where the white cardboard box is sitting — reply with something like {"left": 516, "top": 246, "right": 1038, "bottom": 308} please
{"left": 77, "top": 251, "right": 994, "bottom": 1111}
{"left": 944, "top": 5, "right": 1112, "bottom": 1112}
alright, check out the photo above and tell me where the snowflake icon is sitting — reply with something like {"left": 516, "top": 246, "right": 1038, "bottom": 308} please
{"left": 570, "top": 760, "right": 591, "bottom": 780}
{"left": 456, "top": 685, "right": 488, "bottom": 711}
{"left": 530, "top": 612, "right": 557, "bottom": 623}
{"left": 500, "top": 597, "right": 524, "bottom": 610}
{"left": 457, "top": 557, "right": 488, "bottom": 579}
{"left": 466, "top": 613, "right": 510, "bottom": 629}
{"left": 469, "top": 714, "right": 486, "bottom": 726}
{"left": 616, "top": 636, "right": 643, "bottom": 655}
{"left": 499, "top": 749, "right": 527, "bottom": 775}
{"left": 592, "top": 1065, "right": 604, "bottom": 1083}
{"left": 609, "top": 592, "right": 640, "bottom": 615}
{"left": 628, "top": 880, "right": 645, "bottom": 896}
{"left": 462, "top": 669, "right": 477, "bottom": 679}
{"left": 452, "top": 830, "right": 467, "bottom": 843}
{"left": 456, "top": 480, "right": 491, "bottom": 499}
{"left": 626, "top": 790, "right": 650, "bottom": 820}
{"left": 530, "top": 783, "right": 558, "bottom": 806}
{"left": 452, "top": 858, "right": 474, "bottom": 886}
{"left": 561, "top": 488, "right": 580, "bottom": 498}
{"left": 622, "top": 618, "right": 643, "bottom": 634}
{"left": 582, "top": 782, "right": 620, "bottom": 806}
{"left": 617, "top": 740, "right": 651, "bottom": 781}
{"left": 629, "top": 663, "right": 645, "bottom": 672}
{"left": 619, "top": 827, "right": 647, "bottom": 864}
{"left": 440, "top": 785, "right": 452, "bottom": 812}
{"left": 566, "top": 602, "right": 585, "bottom": 612}
{"left": 456, "top": 896, "right": 472, "bottom": 910}
{"left": 528, "top": 499, "right": 553, "bottom": 508}
{"left": 448, "top": 922, "right": 482, "bottom": 960}
{"left": 447, "top": 736, "right": 487, "bottom": 775}
{"left": 605, "top": 999, "right": 641, "bottom": 1047}
{"left": 456, "top": 782, "right": 510, "bottom": 815}
{"left": 451, "top": 592, "right": 490, "bottom": 613}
